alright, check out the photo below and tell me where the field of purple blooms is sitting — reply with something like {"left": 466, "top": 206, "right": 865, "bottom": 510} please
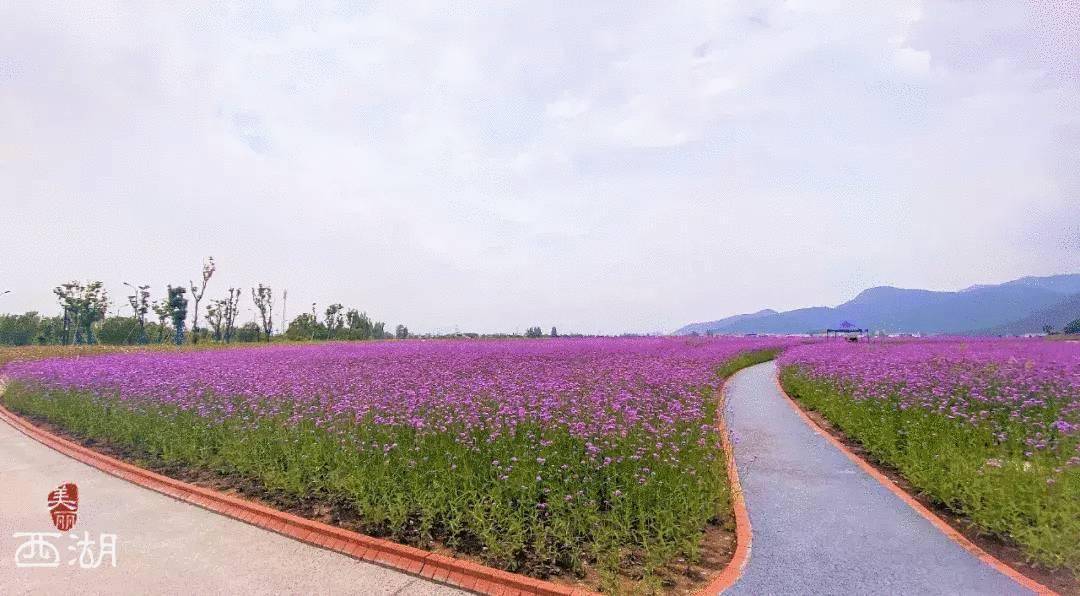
{"left": 1, "top": 337, "right": 793, "bottom": 590}
{"left": 779, "top": 339, "right": 1080, "bottom": 573}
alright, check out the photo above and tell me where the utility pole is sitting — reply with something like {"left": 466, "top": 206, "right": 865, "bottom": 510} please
{"left": 281, "top": 289, "right": 287, "bottom": 337}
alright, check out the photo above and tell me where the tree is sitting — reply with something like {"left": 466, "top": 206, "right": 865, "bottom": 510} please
{"left": 189, "top": 257, "right": 216, "bottom": 345}
{"left": 167, "top": 285, "right": 188, "bottom": 345}
{"left": 235, "top": 321, "right": 262, "bottom": 342}
{"left": 285, "top": 313, "right": 323, "bottom": 341}
{"left": 0, "top": 312, "right": 42, "bottom": 346}
{"left": 222, "top": 287, "right": 242, "bottom": 343}
{"left": 395, "top": 324, "right": 409, "bottom": 339}
{"left": 78, "top": 282, "right": 109, "bottom": 345}
{"left": 251, "top": 284, "right": 274, "bottom": 342}
{"left": 550, "top": 326, "right": 558, "bottom": 338}
{"left": 346, "top": 309, "right": 374, "bottom": 340}
{"left": 206, "top": 299, "right": 225, "bottom": 341}
{"left": 1042, "top": 324, "right": 1055, "bottom": 335}
{"left": 35, "top": 315, "right": 64, "bottom": 345}
{"left": 1064, "top": 319, "right": 1080, "bottom": 335}
{"left": 151, "top": 300, "right": 170, "bottom": 343}
{"left": 125, "top": 284, "right": 151, "bottom": 344}
{"left": 53, "top": 283, "right": 78, "bottom": 344}
{"left": 525, "top": 326, "right": 544, "bottom": 338}
{"left": 324, "top": 303, "right": 344, "bottom": 339}
{"left": 53, "top": 281, "right": 109, "bottom": 345}
{"left": 98, "top": 317, "right": 141, "bottom": 345}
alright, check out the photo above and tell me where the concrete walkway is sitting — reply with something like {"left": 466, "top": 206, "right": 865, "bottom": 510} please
{"left": 0, "top": 417, "right": 466, "bottom": 595}
{"left": 722, "top": 361, "right": 1031, "bottom": 595}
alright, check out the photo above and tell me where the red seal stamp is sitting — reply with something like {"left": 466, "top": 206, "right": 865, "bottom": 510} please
{"left": 47, "top": 483, "right": 79, "bottom": 531}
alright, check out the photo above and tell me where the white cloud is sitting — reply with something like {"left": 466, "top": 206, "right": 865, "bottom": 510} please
{"left": 545, "top": 94, "right": 590, "bottom": 120}
{"left": 894, "top": 47, "right": 931, "bottom": 75}
{"left": 1, "top": 1, "right": 1077, "bottom": 334}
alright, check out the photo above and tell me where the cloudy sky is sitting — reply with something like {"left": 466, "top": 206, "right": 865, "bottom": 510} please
{"left": 1, "top": 2, "right": 1078, "bottom": 334}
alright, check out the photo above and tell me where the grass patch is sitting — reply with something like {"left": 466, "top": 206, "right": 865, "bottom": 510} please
{"left": 716, "top": 348, "right": 780, "bottom": 379}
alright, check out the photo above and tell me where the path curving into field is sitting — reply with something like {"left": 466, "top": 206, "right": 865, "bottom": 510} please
{"left": 720, "top": 361, "right": 1033, "bottom": 595}
{"left": 0, "top": 415, "right": 466, "bottom": 596}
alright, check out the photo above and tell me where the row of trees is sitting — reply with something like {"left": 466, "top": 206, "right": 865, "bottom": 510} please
{"left": 1047, "top": 320, "right": 1080, "bottom": 335}
{"left": 0, "top": 257, "right": 401, "bottom": 346}
{"left": 283, "top": 302, "right": 397, "bottom": 341}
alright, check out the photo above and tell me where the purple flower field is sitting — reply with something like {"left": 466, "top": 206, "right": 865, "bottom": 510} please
{"left": 5, "top": 338, "right": 796, "bottom": 439}
{"left": 780, "top": 339, "right": 1080, "bottom": 459}
{"left": 779, "top": 338, "right": 1080, "bottom": 571}
{"left": 2, "top": 337, "right": 794, "bottom": 588}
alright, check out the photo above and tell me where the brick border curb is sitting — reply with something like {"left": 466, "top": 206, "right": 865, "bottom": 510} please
{"left": 0, "top": 369, "right": 752, "bottom": 596}
{"left": 695, "top": 377, "right": 751, "bottom": 595}
{"left": 772, "top": 372, "right": 1058, "bottom": 596}
{"left": 0, "top": 402, "right": 599, "bottom": 596}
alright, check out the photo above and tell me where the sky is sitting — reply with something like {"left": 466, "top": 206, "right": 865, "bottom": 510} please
{"left": 1, "top": 1, "right": 1078, "bottom": 335}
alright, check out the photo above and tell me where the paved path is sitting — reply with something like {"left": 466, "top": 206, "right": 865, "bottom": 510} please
{"left": 0, "top": 417, "right": 466, "bottom": 595}
{"left": 722, "top": 361, "right": 1031, "bottom": 595}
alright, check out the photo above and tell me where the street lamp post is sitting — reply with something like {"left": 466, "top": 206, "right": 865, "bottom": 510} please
{"left": 121, "top": 282, "right": 136, "bottom": 315}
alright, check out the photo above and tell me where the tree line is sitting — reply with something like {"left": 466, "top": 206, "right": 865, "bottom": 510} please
{"left": 0, "top": 257, "right": 401, "bottom": 346}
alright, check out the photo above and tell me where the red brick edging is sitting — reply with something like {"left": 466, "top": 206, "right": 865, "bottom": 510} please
{"left": 0, "top": 396, "right": 755, "bottom": 595}
{"left": 696, "top": 378, "right": 752, "bottom": 594}
{"left": 0, "top": 403, "right": 599, "bottom": 596}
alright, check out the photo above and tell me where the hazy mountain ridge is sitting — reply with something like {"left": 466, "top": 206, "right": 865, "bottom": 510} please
{"left": 676, "top": 274, "right": 1080, "bottom": 335}
{"left": 981, "top": 293, "right": 1080, "bottom": 336}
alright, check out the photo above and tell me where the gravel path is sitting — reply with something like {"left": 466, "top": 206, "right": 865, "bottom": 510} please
{"left": 0, "top": 415, "right": 466, "bottom": 596}
{"left": 721, "top": 361, "right": 1032, "bottom": 595}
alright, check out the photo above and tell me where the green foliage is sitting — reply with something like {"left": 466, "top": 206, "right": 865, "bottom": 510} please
{"left": 285, "top": 313, "right": 323, "bottom": 341}
{"left": 235, "top": 322, "right": 262, "bottom": 343}
{"left": 53, "top": 281, "right": 109, "bottom": 345}
{"left": 716, "top": 349, "right": 780, "bottom": 379}
{"left": 324, "top": 303, "right": 344, "bottom": 339}
{"left": 167, "top": 286, "right": 188, "bottom": 345}
{"left": 274, "top": 309, "right": 398, "bottom": 342}
{"left": 34, "top": 316, "right": 64, "bottom": 345}
{"left": 525, "top": 326, "right": 544, "bottom": 338}
{"left": 97, "top": 316, "right": 142, "bottom": 345}
{"left": 125, "top": 284, "right": 151, "bottom": 344}
{"left": 780, "top": 369, "right": 1080, "bottom": 573}
{"left": 219, "top": 288, "right": 242, "bottom": 343}
{"left": 550, "top": 326, "right": 558, "bottom": 338}
{"left": 188, "top": 257, "right": 216, "bottom": 345}
{"left": 346, "top": 308, "right": 372, "bottom": 338}
{"left": 0, "top": 312, "right": 44, "bottom": 346}
{"left": 151, "top": 300, "right": 171, "bottom": 343}
{"left": 251, "top": 284, "right": 273, "bottom": 342}
{"left": 205, "top": 301, "right": 225, "bottom": 341}
{"left": 1064, "top": 318, "right": 1080, "bottom": 335}
{"left": 145, "top": 322, "right": 171, "bottom": 344}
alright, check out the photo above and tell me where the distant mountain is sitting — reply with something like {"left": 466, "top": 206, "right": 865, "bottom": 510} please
{"left": 981, "top": 293, "right": 1080, "bottom": 335}
{"left": 676, "top": 309, "right": 778, "bottom": 336}
{"left": 675, "top": 273, "right": 1080, "bottom": 335}
{"left": 965, "top": 274, "right": 1080, "bottom": 295}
